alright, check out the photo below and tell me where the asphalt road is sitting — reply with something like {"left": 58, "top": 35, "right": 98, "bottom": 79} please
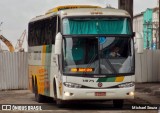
{"left": 0, "top": 90, "right": 159, "bottom": 113}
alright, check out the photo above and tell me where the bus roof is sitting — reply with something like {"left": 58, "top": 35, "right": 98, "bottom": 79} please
{"left": 45, "top": 5, "right": 101, "bottom": 14}
{"left": 59, "top": 8, "right": 130, "bottom": 17}
{"left": 29, "top": 8, "right": 130, "bottom": 23}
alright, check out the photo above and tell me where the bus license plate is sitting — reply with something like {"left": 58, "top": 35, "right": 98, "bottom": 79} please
{"left": 95, "top": 92, "right": 106, "bottom": 96}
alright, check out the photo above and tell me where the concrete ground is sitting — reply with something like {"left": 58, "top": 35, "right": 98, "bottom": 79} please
{"left": 133, "top": 83, "right": 160, "bottom": 105}
{"left": 136, "top": 83, "right": 160, "bottom": 95}
{"left": 0, "top": 83, "right": 159, "bottom": 113}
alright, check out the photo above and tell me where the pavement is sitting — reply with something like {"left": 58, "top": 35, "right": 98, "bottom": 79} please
{"left": 135, "top": 82, "right": 160, "bottom": 104}
{"left": 135, "top": 82, "right": 160, "bottom": 97}
{"left": 0, "top": 83, "right": 159, "bottom": 113}
{"left": 0, "top": 83, "right": 159, "bottom": 103}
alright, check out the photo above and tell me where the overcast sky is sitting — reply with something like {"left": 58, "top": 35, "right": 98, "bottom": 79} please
{"left": 0, "top": 0, "right": 158, "bottom": 51}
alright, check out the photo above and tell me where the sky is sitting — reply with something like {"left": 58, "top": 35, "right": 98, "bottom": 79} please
{"left": 0, "top": 0, "right": 158, "bottom": 51}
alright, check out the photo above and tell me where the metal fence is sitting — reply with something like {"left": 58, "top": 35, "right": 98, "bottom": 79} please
{"left": 135, "top": 50, "right": 160, "bottom": 82}
{"left": 0, "top": 51, "right": 160, "bottom": 90}
{"left": 0, "top": 52, "right": 28, "bottom": 90}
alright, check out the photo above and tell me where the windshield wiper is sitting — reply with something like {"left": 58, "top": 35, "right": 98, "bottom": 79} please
{"left": 103, "top": 56, "right": 117, "bottom": 74}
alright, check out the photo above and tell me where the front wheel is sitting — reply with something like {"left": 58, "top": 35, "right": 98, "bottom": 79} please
{"left": 56, "top": 99, "right": 65, "bottom": 108}
{"left": 113, "top": 99, "right": 124, "bottom": 108}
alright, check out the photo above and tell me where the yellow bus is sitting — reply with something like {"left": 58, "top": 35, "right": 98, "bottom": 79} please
{"left": 28, "top": 5, "right": 143, "bottom": 108}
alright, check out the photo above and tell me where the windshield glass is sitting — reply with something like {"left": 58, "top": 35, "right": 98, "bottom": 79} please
{"left": 63, "top": 17, "right": 131, "bottom": 35}
{"left": 63, "top": 36, "right": 134, "bottom": 75}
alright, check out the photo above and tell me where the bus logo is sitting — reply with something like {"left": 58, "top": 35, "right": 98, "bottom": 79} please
{"left": 98, "top": 82, "right": 103, "bottom": 87}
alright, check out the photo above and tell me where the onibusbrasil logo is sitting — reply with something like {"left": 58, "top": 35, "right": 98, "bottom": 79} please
{"left": 1, "top": 105, "right": 42, "bottom": 111}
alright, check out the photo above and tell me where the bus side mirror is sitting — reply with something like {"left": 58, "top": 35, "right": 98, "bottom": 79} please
{"left": 55, "top": 32, "right": 62, "bottom": 55}
{"left": 135, "top": 33, "right": 144, "bottom": 54}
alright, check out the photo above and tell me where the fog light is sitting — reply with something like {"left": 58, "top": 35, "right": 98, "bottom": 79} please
{"left": 64, "top": 92, "right": 73, "bottom": 96}
{"left": 127, "top": 92, "right": 134, "bottom": 96}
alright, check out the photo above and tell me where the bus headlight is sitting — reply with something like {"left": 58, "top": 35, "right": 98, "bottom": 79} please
{"left": 64, "top": 82, "right": 82, "bottom": 88}
{"left": 118, "top": 82, "right": 135, "bottom": 88}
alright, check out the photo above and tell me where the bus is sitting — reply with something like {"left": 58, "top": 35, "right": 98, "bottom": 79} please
{"left": 28, "top": 5, "right": 143, "bottom": 108}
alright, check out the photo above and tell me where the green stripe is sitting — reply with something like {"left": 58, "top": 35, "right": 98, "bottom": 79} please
{"left": 97, "top": 77, "right": 116, "bottom": 82}
{"left": 107, "top": 77, "right": 116, "bottom": 82}
{"left": 46, "top": 45, "right": 52, "bottom": 53}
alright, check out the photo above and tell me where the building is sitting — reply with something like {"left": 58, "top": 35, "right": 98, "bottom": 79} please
{"left": 133, "top": 7, "right": 159, "bottom": 49}
{"left": 152, "top": 7, "right": 159, "bottom": 49}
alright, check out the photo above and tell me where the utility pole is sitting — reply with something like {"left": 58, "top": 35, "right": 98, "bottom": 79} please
{"left": 118, "top": 0, "right": 133, "bottom": 19}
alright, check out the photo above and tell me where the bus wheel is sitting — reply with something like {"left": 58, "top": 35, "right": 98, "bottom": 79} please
{"left": 113, "top": 99, "right": 124, "bottom": 108}
{"left": 35, "top": 84, "right": 44, "bottom": 103}
{"left": 32, "top": 77, "right": 35, "bottom": 93}
{"left": 56, "top": 99, "right": 65, "bottom": 108}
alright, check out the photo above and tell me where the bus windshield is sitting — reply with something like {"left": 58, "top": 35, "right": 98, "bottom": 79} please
{"left": 63, "top": 17, "right": 131, "bottom": 35}
{"left": 63, "top": 36, "right": 134, "bottom": 75}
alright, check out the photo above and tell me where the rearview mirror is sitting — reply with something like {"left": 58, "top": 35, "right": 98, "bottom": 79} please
{"left": 55, "top": 32, "right": 62, "bottom": 55}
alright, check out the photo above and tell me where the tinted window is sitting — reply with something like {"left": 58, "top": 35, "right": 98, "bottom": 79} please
{"left": 28, "top": 16, "right": 58, "bottom": 46}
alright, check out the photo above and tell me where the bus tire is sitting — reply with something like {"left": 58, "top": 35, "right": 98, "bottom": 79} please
{"left": 35, "top": 82, "right": 44, "bottom": 103}
{"left": 113, "top": 99, "right": 124, "bottom": 108}
{"left": 56, "top": 99, "right": 65, "bottom": 108}
{"left": 32, "top": 77, "right": 35, "bottom": 93}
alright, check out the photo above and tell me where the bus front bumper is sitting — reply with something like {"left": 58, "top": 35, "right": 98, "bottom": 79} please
{"left": 62, "top": 86, "right": 135, "bottom": 100}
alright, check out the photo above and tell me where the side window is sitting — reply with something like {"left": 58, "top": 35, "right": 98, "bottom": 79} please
{"left": 33, "top": 20, "right": 45, "bottom": 46}
{"left": 28, "top": 16, "right": 59, "bottom": 46}
{"left": 40, "top": 21, "right": 45, "bottom": 45}
{"left": 40, "top": 16, "right": 57, "bottom": 45}
{"left": 45, "top": 20, "right": 51, "bottom": 44}
{"left": 35, "top": 22, "right": 41, "bottom": 45}
{"left": 45, "top": 18, "right": 53, "bottom": 45}
{"left": 50, "top": 16, "right": 58, "bottom": 45}
{"left": 58, "top": 16, "right": 61, "bottom": 32}
{"left": 28, "top": 23, "right": 37, "bottom": 46}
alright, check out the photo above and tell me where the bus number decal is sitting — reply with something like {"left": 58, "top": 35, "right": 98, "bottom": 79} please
{"left": 83, "top": 79, "right": 94, "bottom": 82}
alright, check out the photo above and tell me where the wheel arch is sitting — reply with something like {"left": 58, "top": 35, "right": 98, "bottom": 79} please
{"left": 53, "top": 78, "right": 57, "bottom": 98}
